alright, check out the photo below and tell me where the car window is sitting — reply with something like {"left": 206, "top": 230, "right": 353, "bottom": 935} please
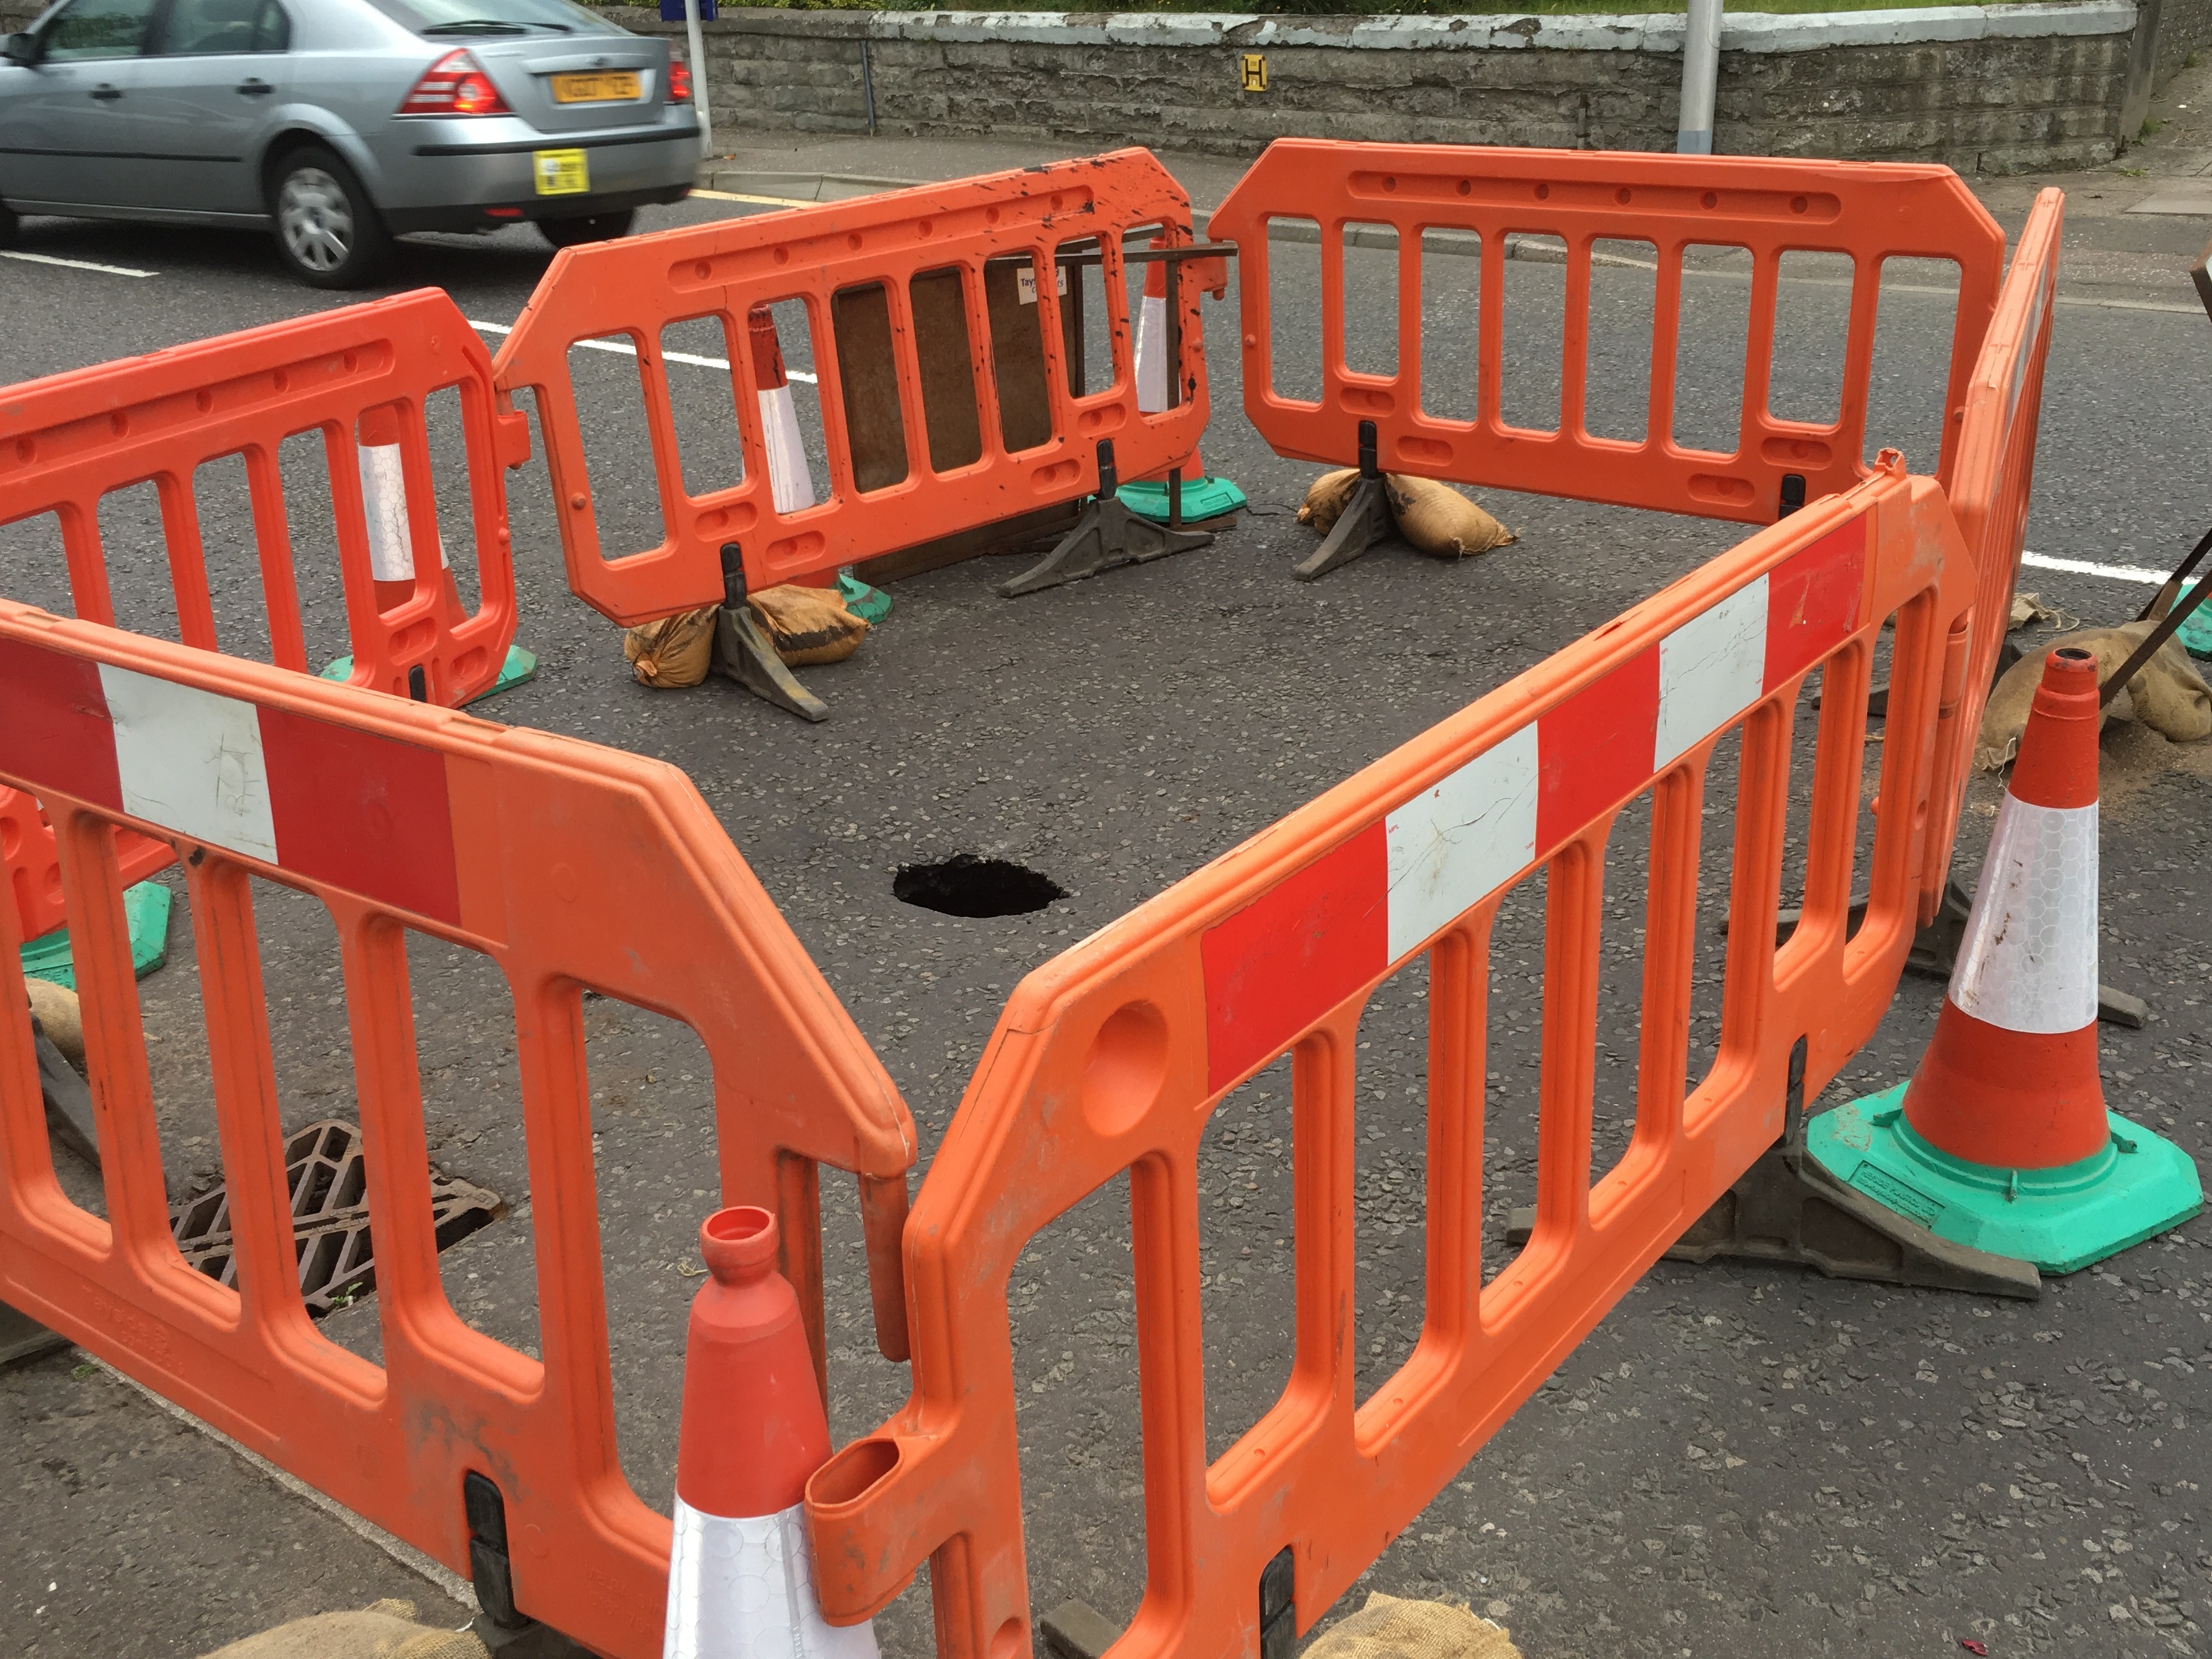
{"left": 41, "top": 0, "right": 160, "bottom": 59}
{"left": 372, "top": 0, "right": 611, "bottom": 35}
{"left": 154, "top": 0, "right": 290, "bottom": 55}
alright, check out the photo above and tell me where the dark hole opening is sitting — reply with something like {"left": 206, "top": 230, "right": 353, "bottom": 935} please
{"left": 892, "top": 855, "right": 1065, "bottom": 919}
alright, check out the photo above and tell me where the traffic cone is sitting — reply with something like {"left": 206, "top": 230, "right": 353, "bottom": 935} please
{"left": 1809, "top": 646, "right": 2201, "bottom": 1273}
{"left": 323, "top": 406, "right": 536, "bottom": 700}
{"left": 748, "top": 306, "right": 817, "bottom": 519}
{"left": 745, "top": 308, "right": 878, "bottom": 608}
{"left": 1121, "top": 243, "right": 1245, "bottom": 525}
{"left": 662, "top": 1206, "right": 879, "bottom": 1659}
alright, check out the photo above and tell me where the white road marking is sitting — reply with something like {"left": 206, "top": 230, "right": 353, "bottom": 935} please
{"left": 2021, "top": 551, "right": 2172, "bottom": 585}
{"left": 0, "top": 249, "right": 157, "bottom": 278}
{"left": 469, "top": 316, "right": 816, "bottom": 381}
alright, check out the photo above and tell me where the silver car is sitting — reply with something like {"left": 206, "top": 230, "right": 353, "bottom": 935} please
{"left": 0, "top": 0, "right": 698, "bottom": 286}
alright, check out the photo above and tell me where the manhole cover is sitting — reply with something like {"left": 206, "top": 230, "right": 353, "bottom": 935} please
{"left": 170, "top": 1120, "right": 501, "bottom": 1315}
{"left": 893, "top": 854, "right": 1065, "bottom": 918}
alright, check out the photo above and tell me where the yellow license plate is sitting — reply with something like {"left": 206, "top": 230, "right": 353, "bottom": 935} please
{"left": 533, "top": 148, "right": 588, "bottom": 196}
{"left": 550, "top": 71, "right": 639, "bottom": 104}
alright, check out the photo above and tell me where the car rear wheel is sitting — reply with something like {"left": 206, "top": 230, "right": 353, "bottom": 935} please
{"left": 270, "top": 145, "right": 390, "bottom": 290}
{"left": 538, "top": 209, "right": 635, "bottom": 250}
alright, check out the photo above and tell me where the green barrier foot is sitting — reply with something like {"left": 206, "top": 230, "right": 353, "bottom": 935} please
{"left": 320, "top": 644, "right": 538, "bottom": 704}
{"left": 1118, "top": 476, "right": 1248, "bottom": 525}
{"left": 21, "top": 881, "right": 174, "bottom": 990}
{"left": 1809, "top": 1084, "right": 2204, "bottom": 1276}
{"left": 837, "top": 572, "right": 892, "bottom": 624}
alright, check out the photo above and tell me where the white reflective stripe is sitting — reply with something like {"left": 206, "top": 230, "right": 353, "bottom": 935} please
{"left": 1948, "top": 793, "right": 2099, "bottom": 1035}
{"left": 1654, "top": 572, "right": 1767, "bottom": 769}
{"left": 1382, "top": 725, "right": 1540, "bottom": 962}
{"left": 758, "top": 385, "right": 816, "bottom": 515}
{"left": 662, "top": 1496, "right": 878, "bottom": 1659}
{"left": 97, "top": 664, "right": 276, "bottom": 862}
{"left": 1135, "top": 291, "right": 1168, "bottom": 414}
{"left": 359, "top": 442, "right": 449, "bottom": 581}
{"left": 360, "top": 442, "right": 413, "bottom": 581}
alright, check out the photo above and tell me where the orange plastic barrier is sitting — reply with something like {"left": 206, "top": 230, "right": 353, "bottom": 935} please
{"left": 806, "top": 457, "right": 1982, "bottom": 1655}
{"left": 0, "top": 600, "right": 914, "bottom": 1659}
{"left": 492, "top": 149, "right": 1212, "bottom": 624}
{"left": 1922, "top": 188, "right": 2064, "bottom": 921}
{"left": 1208, "top": 142, "right": 2006, "bottom": 525}
{"left": 0, "top": 290, "right": 528, "bottom": 943}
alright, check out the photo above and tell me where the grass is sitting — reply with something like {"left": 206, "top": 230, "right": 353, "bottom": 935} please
{"left": 707, "top": 0, "right": 2091, "bottom": 13}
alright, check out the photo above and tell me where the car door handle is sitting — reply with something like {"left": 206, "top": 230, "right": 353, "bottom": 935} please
{"left": 89, "top": 84, "right": 122, "bottom": 100}
{"left": 236, "top": 78, "right": 273, "bottom": 95}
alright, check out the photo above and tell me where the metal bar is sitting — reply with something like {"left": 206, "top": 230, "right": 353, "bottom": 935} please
{"left": 683, "top": 0, "right": 713, "bottom": 157}
{"left": 2101, "top": 571, "right": 2212, "bottom": 708}
{"left": 2132, "top": 520, "right": 2212, "bottom": 622}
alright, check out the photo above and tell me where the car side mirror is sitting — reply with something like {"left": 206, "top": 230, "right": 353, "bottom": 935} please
{"left": 2, "top": 33, "right": 42, "bottom": 66}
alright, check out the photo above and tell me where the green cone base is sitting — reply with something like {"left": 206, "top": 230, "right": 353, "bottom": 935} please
{"left": 1118, "top": 476, "right": 1247, "bottom": 524}
{"left": 1809, "top": 1084, "right": 2204, "bottom": 1275}
{"left": 21, "top": 881, "right": 173, "bottom": 990}
{"left": 837, "top": 572, "right": 892, "bottom": 624}
{"left": 2178, "top": 581, "right": 2212, "bottom": 661}
{"left": 320, "top": 644, "right": 538, "bottom": 704}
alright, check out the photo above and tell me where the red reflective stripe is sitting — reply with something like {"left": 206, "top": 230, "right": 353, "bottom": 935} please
{"left": 257, "top": 706, "right": 462, "bottom": 926}
{"left": 0, "top": 637, "right": 123, "bottom": 814}
{"left": 1763, "top": 515, "right": 1866, "bottom": 687}
{"left": 1201, "top": 820, "right": 1387, "bottom": 1094}
{"left": 1536, "top": 644, "right": 1659, "bottom": 852}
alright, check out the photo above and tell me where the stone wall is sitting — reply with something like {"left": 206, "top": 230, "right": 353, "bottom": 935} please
{"left": 2154, "top": 0, "right": 2212, "bottom": 88}
{"left": 594, "top": 3, "right": 2138, "bottom": 172}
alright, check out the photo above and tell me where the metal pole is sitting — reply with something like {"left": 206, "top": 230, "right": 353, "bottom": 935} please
{"left": 1677, "top": 0, "right": 1720, "bottom": 155}
{"left": 684, "top": 0, "right": 714, "bottom": 160}
{"left": 861, "top": 38, "right": 877, "bottom": 137}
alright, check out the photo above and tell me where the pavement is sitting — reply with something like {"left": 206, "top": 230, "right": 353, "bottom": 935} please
{"left": 3, "top": 97, "right": 2212, "bottom": 1659}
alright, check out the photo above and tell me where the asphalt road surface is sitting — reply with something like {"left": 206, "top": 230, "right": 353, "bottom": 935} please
{"left": 2, "top": 161, "right": 2209, "bottom": 1659}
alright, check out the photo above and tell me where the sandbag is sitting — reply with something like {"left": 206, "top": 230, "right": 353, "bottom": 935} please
{"left": 1976, "top": 622, "right": 2212, "bottom": 771}
{"left": 747, "top": 583, "right": 869, "bottom": 666}
{"left": 1304, "top": 1591, "right": 1523, "bottom": 1659}
{"left": 28, "top": 977, "right": 83, "bottom": 1072}
{"left": 1385, "top": 474, "right": 1517, "bottom": 558}
{"left": 622, "top": 605, "right": 718, "bottom": 688}
{"left": 198, "top": 1599, "right": 486, "bottom": 1659}
{"left": 1296, "top": 467, "right": 1361, "bottom": 535}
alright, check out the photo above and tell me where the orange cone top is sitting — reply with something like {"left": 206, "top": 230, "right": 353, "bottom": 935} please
{"left": 674, "top": 1207, "right": 832, "bottom": 1520}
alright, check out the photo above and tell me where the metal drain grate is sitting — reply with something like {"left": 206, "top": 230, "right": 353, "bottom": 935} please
{"left": 171, "top": 1120, "right": 502, "bottom": 1315}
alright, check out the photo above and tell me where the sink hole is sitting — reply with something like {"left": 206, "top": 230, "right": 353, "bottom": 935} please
{"left": 893, "top": 855, "right": 1065, "bottom": 919}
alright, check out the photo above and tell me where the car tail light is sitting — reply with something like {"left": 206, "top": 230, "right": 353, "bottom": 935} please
{"left": 667, "top": 58, "right": 692, "bottom": 103}
{"left": 399, "top": 49, "right": 510, "bottom": 117}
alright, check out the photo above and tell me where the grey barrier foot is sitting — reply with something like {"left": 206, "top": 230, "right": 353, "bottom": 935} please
{"left": 0, "top": 1298, "right": 68, "bottom": 1368}
{"left": 36, "top": 1016, "right": 101, "bottom": 1171}
{"left": 1293, "top": 414, "right": 1389, "bottom": 583}
{"left": 1293, "top": 472, "right": 1392, "bottom": 582}
{"left": 711, "top": 601, "right": 827, "bottom": 723}
{"left": 998, "top": 492, "right": 1213, "bottom": 598}
{"left": 1507, "top": 1035, "right": 2041, "bottom": 1301}
{"left": 1502, "top": 1148, "right": 2039, "bottom": 1301}
{"left": 469, "top": 1615, "right": 596, "bottom": 1658}
{"left": 1040, "top": 1600, "right": 1122, "bottom": 1659}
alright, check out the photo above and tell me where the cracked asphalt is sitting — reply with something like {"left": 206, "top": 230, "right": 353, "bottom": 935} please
{"left": 2, "top": 139, "right": 2209, "bottom": 1659}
